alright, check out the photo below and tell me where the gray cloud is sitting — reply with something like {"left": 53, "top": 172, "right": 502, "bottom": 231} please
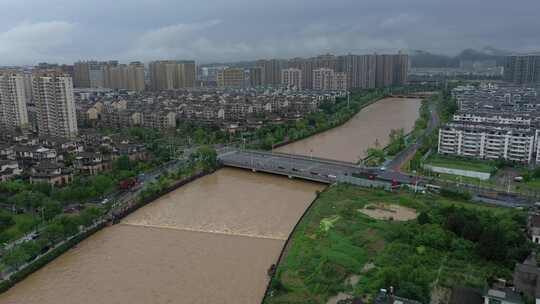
{"left": 0, "top": 21, "right": 75, "bottom": 64}
{"left": 0, "top": 0, "right": 539, "bottom": 65}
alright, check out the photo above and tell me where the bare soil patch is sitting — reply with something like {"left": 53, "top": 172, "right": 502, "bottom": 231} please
{"left": 358, "top": 203, "right": 418, "bottom": 221}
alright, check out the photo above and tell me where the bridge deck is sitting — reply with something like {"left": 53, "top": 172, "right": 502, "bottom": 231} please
{"left": 219, "top": 149, "right": 378, "bottom": 185}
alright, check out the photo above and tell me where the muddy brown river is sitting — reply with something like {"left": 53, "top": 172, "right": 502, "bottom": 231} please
{"left": 0, "top": 98, "right": 420, "bottom": 304}
{"left": 276, "top": 98, "right": 422, "bottom": 162}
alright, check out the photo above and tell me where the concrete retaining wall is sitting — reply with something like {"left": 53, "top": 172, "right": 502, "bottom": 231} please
{"left": 423, "top": 164, "right": 491, "bottom": 180}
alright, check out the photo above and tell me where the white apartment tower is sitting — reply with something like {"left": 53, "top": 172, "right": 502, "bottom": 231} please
{"left": 281, "top": 68, "right": 303, "bottom": 90}
{"left": 313, "top": 68, "right": 335, "bottom": 91}
{"left": 313, "top": 68, "right": 348, "bottom": 91}
{"left": 0, "top": 71, "right": 29, "bottom": 130}
{"left": 32, "top": 71, "right": 78, "bottom": 138}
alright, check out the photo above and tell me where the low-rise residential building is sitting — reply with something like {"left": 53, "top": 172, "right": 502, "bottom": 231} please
{"left": 482, "top": 287, "right": 524, "bottom": 304}
{"left": 438, "top": 122, "right": 535, "bottom": 164}
{"left": 438, "top": 84, "right": 540, "bottom": 165}
{"left": 30, "top": 161, "right": 73, "bottom": 186}
{"left": 0, "top": 160, "right": 22, "bottom": 181}
{"left": 513, "top": 253, "right": 540, "bottom": 303}
{"left": 74, "top": 151, "right": 111, "bottom": 175}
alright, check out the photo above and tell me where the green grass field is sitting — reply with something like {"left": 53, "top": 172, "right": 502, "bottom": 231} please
{"left": 264, "top": 184, "right": 524, "bottom": 304}
{"left": 424, "top": 155, "right": 497, "bottom": 174}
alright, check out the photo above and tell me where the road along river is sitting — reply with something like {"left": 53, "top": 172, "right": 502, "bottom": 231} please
{"left": 0, "top": 97, "right": 421, "bottom": 304}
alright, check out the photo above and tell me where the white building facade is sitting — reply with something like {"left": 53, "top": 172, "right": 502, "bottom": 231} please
{"left": 33, "top": 72, "right": 78, "bottom": 138}
{"left": 281, "top": 68, "right": 303, "bottom": 90}
{"left": 438, "top": 121, "right": 536, "bottom": 164}
{"left": 0, "top": 71, "right": 29, "bottom": 130}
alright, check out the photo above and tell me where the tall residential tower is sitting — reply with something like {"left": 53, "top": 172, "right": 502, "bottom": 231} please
{"left": 0, "top": 71, "right": 29, "bottom": 131}
{"left": 32, "top": 71, "right": 78, "bottom": 138}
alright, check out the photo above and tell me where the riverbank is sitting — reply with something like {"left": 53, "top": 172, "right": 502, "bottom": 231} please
{"left": 272, "top": 94, "right": 386, "bottom": 150}
{"left": 0, "top": 168, "right": 324, "bottom": 304}
{"left": 276, "top": 97, "right": 422, "bottom": 162}
{"left": 263, "top": 184, "right": 529, "bottom": 304}
{"left": 0, "top": 166, "right": 216, "bottom": 295}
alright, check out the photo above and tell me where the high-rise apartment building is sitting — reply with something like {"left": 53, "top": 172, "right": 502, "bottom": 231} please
{"left": 376, "top": 55, "right": 394, "bottom": 88}
{"left": 256, "top": 59, "right": 285, "bottom": 86}
{"left": 0, "top": 71, "right": 29, "bottom": 130}
{"left": 178, "top": 60, "right": 196, "bottom": 88}
{"left": 392, "top": 54, "right": 409, "bottom": 86}
{"left": 337, "top": 54, "right": 377, "bottom": 89}
{"left": 313, "top": 68, "right": 336, "bottom": 91}
{"left": 281, "top": 68, "right": 303, "bottom": 90}
{"left": 32, "top": 71, "right": 78, "bottom": 138}
{"left": 276, "top": 53, "right": 403, "bottom": 90}
{"left": 217, "top": 68, "right": 246, "bottom": 87}
{"left": 504, "top": 55, "right": 540, "bottom": 84}
{"left": 127, "top": 62, "right": 146, "bottom": 91}
{"left": 249, "top": 67, "right": 264, "bottom": 87}
{"left": 103, "top": 62, "right": 145, "bottom": 91}
{"left": 149, "top": 60, "right": 196, "bottom": 91}
{"left": 334, "top": 72, "right": 348, "bottom": 91}
{"left": 73, "top": 61, "right": 90, "bottom": 88}
{"left": 88, "top": 61, "right": 105, "bottom": 88}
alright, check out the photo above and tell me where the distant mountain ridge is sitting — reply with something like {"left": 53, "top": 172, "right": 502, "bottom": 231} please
{"left": 410, "top": 47, "right": 512, "bottom": 68}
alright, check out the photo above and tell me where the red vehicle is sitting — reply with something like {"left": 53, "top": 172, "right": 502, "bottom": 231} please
{"left": 119, "top": 177, "right": 138, "bottom": 190}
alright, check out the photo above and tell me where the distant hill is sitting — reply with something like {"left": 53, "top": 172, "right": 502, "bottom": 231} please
{"left": 410, "top": 47, "right": 511, "bottom": 68}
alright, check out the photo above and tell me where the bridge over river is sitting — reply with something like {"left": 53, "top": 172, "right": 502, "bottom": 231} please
{"left": 219, "top": 148, "right": 533, "bottom": 207}
{"left": 218, "top": 148, "right": 414, "bottom": 188}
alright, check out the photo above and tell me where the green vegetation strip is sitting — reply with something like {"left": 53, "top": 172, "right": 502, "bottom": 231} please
{"left": 264, "top": 184, "right": 529, "bottom": 304}
{"left": 424, "top": 155, "right": 497, "bottom": 174}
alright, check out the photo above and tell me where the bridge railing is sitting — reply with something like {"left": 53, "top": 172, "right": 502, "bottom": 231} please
{"left": 221, "top": 158, "right": 334, "bottom": 184}
{"left": 230, "top": 148, "right": 365, "bottom": 169}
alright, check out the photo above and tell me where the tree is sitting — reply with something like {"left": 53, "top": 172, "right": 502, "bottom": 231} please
{"left": 79, "top": 207, "right": 102, "bottom": 227}
{"left": 43, "top": 201, "right": 63, "bottom": 221}
{"left": 417, "top": 211, "right": 431, "bottom": 225}
{"left": 193, "top": 128, "right": 207, "bottom": 144}
{"left": 20, "top": 241, "right": 41, "bottom": 260}
{"left": 387, "top": 128, "right": 406, "bottom": 156}
{"left": 263, "top": 134, "right": 275, "bottom": 150}
{"left": 0, "top": 212, "right": 14, "bottom": 232}
{"left": 57, "top": 216, "right": 81, "bottom": 237}
{"left": 477, "top": 226, "right": 507, "bottom": 261}
{"left": 43, "top": 222, "right": 64, "bottom": 244}
{"left": 113, "top": 155, "right": 132, "bottom": 171}
{"left": 8, "top": 191, "right": 48, "bottom": 213}
{"left": 191, "top": 146, "right": 218, "bottom": 171}
{"left": 3, "top": 246, "right": 30, "bottom": 269}
{"left": 365, "top": 147, "right": 385, "bottom": 166}
{"left": 92, "top": 175, "right": 115, "bottom": 196}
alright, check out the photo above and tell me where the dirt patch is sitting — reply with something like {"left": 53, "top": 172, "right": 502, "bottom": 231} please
{"left": 361, "top": 262, "right": 375, "bottom": 274}
{"left": 358, "top": 203, "right": 418, "bottom": 221}
{"left": 346, "top": 274, "right": 360, "bottom": 287}
{"left": 326, "top": 292, "right": 353, "bottom": 304}
{"left": 368, "top": 239, "right": 386, "bottom": 254}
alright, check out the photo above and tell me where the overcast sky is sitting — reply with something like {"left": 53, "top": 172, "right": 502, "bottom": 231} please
{"left": 0, "top": 0, "right": 539, "bottom": 65}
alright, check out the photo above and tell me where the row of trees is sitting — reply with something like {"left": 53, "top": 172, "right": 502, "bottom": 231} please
{"left": 255, "top": 89, "right": 388, "bottom": 150}
{"left": 138, "top": 146, "right": 219, "bottom": 202}
{"left": 0, "top": 156, "right": 146, "bottom": 244}
{"left": 408, "top": 91, "right": 457, "bottom": 171}
{"left": 1, "top": 207, "right": 103, "bottom": 270}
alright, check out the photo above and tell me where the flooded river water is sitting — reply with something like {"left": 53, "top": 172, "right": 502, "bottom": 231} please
{"left": 276, "top": 98, "right": 422, "bottom": 162}
{"left": 0, "top": 98, "right": 420, "bottom": 304}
